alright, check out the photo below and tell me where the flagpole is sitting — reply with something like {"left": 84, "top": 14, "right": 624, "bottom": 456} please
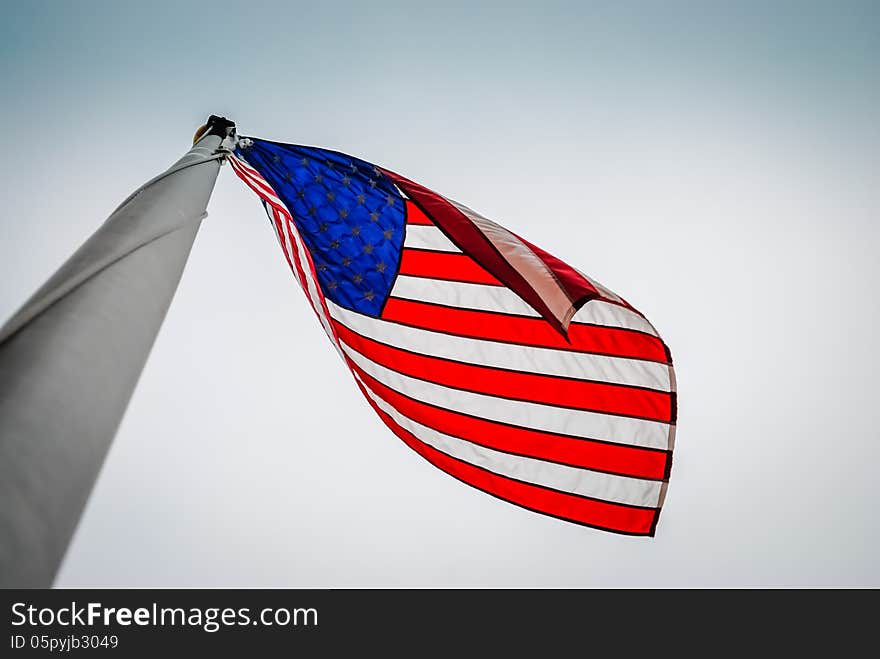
{"left": 0, "top": 115, "right": 236, "bottom": 588}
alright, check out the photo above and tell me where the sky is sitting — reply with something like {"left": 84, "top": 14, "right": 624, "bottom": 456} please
{"left": 1, "top": 0, "right": 878, "bottom": 586}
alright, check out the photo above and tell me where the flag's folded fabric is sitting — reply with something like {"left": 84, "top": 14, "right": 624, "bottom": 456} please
{"left": 230, "top": 138, "right": 676, "bottom": 535}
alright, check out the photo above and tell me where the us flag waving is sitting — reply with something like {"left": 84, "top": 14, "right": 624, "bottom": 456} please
{"left": 230, "top": 137, "right": 676, "bottom": 536}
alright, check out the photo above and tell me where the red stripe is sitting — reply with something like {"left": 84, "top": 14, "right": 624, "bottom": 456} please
{"left": 405, "top": 201, "right": 433, "bottom": 224}
{"left": 397, "top": 242, "right": 610, "bottom": 315}
{"left": 381, "top": 297, "right": 669, "bottom": 363}
{"left": 352, "top": 375, "right": 657, "bottom": 535}
{"left": 335, "top": 322, "right": 671, "bottom": 422}
{"left": 398, "top": 249, "right": 501, "bottom": 285}
{"left": 347, "top": 358, "right": 669, "bottom": 480}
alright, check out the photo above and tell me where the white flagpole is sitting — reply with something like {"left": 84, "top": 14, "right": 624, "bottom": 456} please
{"left": 0, "top": 115, "right": 236, "bottom": 587}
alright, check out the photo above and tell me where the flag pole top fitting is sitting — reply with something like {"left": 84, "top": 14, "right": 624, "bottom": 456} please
{"left": 193, "top": 114, "right": 237, "bottom": 148}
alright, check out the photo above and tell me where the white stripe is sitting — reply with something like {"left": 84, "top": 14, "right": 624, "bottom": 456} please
{"left": 341, "top": 339, "right": 671, "bottom": 450}
{"left": 403, "top": 225, "right": 461, "bottom": 252}
{"left": 327, "top": 300, "right": 670, "bottom": 391}
{"left": 392, "top": 182, "right": 409, "bottom": 199}
{"left": 389, "top": 276, "right": 658, "bottom": 336}
{"left": 356, "top": 373, "right": 662, "bottom": 507}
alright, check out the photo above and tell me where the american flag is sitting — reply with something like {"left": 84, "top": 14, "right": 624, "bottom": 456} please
{"left": 229, "top": 137, "right": 676, "bottom": 536}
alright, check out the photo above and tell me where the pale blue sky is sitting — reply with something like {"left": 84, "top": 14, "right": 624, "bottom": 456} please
{"left": 1, "top": 1, "right": 878, "bottom": 586}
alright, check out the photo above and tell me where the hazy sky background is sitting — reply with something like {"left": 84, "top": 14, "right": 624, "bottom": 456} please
{"left": 1, "top": 1, "right": 877, "bottom": 586}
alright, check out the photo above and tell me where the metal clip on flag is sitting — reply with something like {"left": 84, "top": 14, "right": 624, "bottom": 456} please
{"left": 230, "top": 138, "right": 676, "bottom": 537}
{"left": 0, "top": 116, "right": 236, "bottom": 588}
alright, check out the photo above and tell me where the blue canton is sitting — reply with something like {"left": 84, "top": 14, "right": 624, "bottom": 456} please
{"left": 236, "top": 138, "right": 405, "bottom": 316}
